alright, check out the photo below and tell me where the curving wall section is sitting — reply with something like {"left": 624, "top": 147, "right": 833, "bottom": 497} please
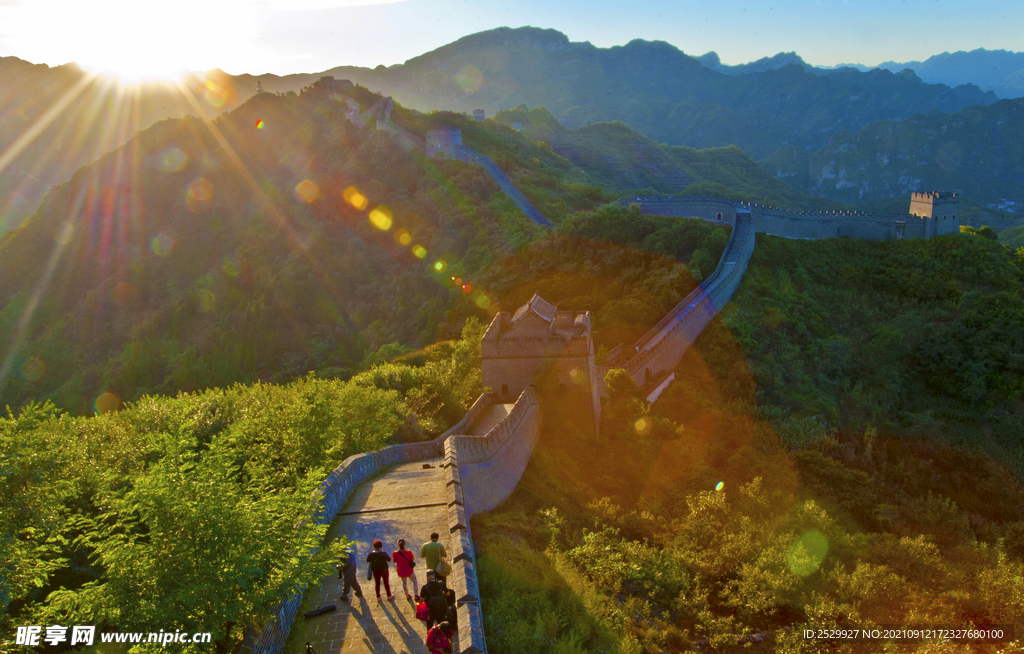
{"left": 600, "top": 211, "right": 756, "bottom": 389}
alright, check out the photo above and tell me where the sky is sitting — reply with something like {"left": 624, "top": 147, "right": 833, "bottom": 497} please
{"left": 0, "top": 0, "right": 1021, "bottom": 80}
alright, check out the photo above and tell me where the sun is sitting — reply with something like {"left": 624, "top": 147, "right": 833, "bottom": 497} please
{"left": 3, "top": 0, "right": 261, "bottom": 84}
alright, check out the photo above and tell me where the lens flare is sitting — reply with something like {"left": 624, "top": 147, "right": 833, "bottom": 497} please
{"left": 433, "top": 261, "right": 446, "bottom": 272}
{"left": 94, "top": 392, "right": 121, "bottom": 415}
{"left": 20, "top": 357, "right": 44, "bottom": 382}
{"left": 112, "top": 281, "right": 137, "bottom": 306}
{"left": 369, "top": 207, "right": 392, "bottom": 231}
{"left": 255, "top": 120, "right": 265, "bottom": 129}
{"left": 412, "top": 245, "right": 427, "bottom": 259}
{"left": 634, "top": 416, "right": 652, "bottom": 436}
{"left": 343, "top": 186, "right": 368, "bottom": 210}
{"left": 222, "top": 257, "right": 240, "bottom": 277}
{"left": 456, "top": 65, "right": 484, "bottom": 92}
{"left": 394, "top": 229, "right": 412, "bottom": 245}
{"left": 159, "top": 148, "right": 188, "bottom": 172}
{"left": 151, "top": 233, "right": 174, "bottom": 256}
{"left": 295, "top": 179, "right": 319, "bottom": 203}
{"left": 787, "top": 529, "right": 830, "bottom": 577}
{"left": 204, "top": 81, "right": 226, "bottom": 108}
{"left": 715, "top": 481, "right": 724, "bottom": 491}
{"left": 475, "top": 295, "right": 491, "bottom": 309}
{"left": 198, "top": 290, "right": 215, "bottom": 312}
{"left": 186, "top": 179, "right": 214, "bottom": 213}
{"left": 462, "top": 284, "right": 472, "bottom": 293}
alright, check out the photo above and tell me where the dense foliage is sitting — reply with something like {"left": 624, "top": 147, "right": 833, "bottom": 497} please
{"left": 472, "top": 228, "right": 1024, "bottom": 654}
{"left": 0, "top": 320, "right": 483, "bottom": 651}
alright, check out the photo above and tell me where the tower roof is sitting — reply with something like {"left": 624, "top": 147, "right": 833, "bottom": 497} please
{"left": 511, "top": 293, "right": 557, "bottom": 324}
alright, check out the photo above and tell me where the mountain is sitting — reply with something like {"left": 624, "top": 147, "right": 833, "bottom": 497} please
{"left": 822, "top": 49, "right": 1024, "bottom": 99}
{"left": 761, "top": 98, "right": 1024, "bottom": 210}
{"left": 0, "top": 80, "right": 611, "bottom": 413}
{"left": 875, "top": 49, "right": 1024, "bottom": 99}
{"left": 311, "top": 27, "right": 995, "bottom": 161}
{"left": 698, "top": 50, "right": 812, "bottom": 75}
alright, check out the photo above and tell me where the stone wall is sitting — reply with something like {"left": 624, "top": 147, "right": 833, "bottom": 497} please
{"left": 621, "top": 195, "right": 949, "bottom": 241}
{"left": 600, "top": 212, "right": 757, "bottom": 388}
{"left": 242, "top": 411, "right": 477, "bottom": 654}
{"left": 442, "top": 387, "right": 543, "bottom": 654}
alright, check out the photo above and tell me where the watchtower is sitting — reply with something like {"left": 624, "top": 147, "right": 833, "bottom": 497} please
{"left": 425, "top": 128, "right": 463, "bottom": 159}
{"left": 909, "top": 191, "right": 959, "bottom": 237}
{"left": 481, "top": 293, "right": 600, "bottom": 434}
{"left": 473, "top": 109, "right": 485, "bottom": 122}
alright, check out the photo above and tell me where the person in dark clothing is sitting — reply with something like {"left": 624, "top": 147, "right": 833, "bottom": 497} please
{"left": 419, "top": 570, "right": 448, "bottom": 630}
{"left": 337, "top": 547, "right": 363, "bottom": 601}
{"left": 365, "top": 538, "right": 394, "bottom": 601}
{"left": 425, "top": 621, "right": 452, "bottom": 654}
{"left": 305, "top": 642, "right": 316, "bottom": 654}
{"left": 442, "top": 587, "right": 458, "bottom": 629}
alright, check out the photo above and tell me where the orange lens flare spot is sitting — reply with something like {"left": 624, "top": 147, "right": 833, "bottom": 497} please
{"left": 112, "top": 281, "right": 138, "bottom": 306}
{"left": 20, "top": 357, "right": 45, "bottom": 382}
{"left": 159, "top": 147, "right": 188, "bottom": 172}
{"left": 188, "top": 177, "right": 214, "bottom": 201}
{"left": 453, "top": 277, "right": 463, "bottom": 285}
{"left": 151, "top": 233, "right": 174, "bottom": 256}
{"left": 255, "top": 120, "right": 265, "bottom": 129}
{"left": 343, "top": 186, "right": 368, "bottom": 210}
{"left": 433, "top": 261, "right": 446, "bottom": 272}
{"left": 412, "top": 245, "right": 427, "bottom": 259}
{"left": 295, "top": 179, "right": 319, "bottom": 203}
{"left": 369, "top": 207, "right": 392, "bottom": 231}
{"left": 462, "top": 284, "right": 471, "bottom": 293}
{"left": 395, "top": 229, "right": 412, "bottom": 245}
{"left": 186, "top": 178, "right": 214, "bottom": 213}
{"left": 94, "top": 392, "right": 121, "bottom": 415}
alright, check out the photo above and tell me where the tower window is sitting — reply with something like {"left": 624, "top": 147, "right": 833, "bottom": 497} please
{"left": 501, "top": 384, "right": 508, "bottom": 397}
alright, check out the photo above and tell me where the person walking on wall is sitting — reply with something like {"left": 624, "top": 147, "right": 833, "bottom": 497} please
{"left": 425, "top": 621, "right": 453, "bottom": 654}
{"left": 420, "top": 532, "right": 448, "bottom": 584}
{"left": 337, "top": 546, "right": 363, "bottom": 601}
{"left": 394, "top": 538, "right": 419, "bottom": 600}
{"left": 365, "top": 539, "right": 394, "bottom": 601}
{"left": 419, "top": 570, "right": 449, "bottom": 631}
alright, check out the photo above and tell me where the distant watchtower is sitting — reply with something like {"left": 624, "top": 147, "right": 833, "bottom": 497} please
{"left": 482, "top": 293, "right": 600, "bottom": 434}
{"left": 425, "top": 128, "right": 463, "bottom": 159}
{"left": 473, "top": 109, "right": 485, "bottom": 122}
{"left": 909, "top": 191, "right": 959, "bottom": 237}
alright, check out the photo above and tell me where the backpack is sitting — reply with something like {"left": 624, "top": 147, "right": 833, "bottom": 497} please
{"left": 426, "top": 584, "right": 448, "bottom": 617}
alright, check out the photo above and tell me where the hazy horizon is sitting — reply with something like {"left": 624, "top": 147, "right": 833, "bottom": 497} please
{"left": 1, "top": 0, "right": 1021, "bottom": 81}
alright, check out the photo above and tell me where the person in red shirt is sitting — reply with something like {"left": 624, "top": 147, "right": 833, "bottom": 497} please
{"left": 425, "top": 621, "right": 452, "bottom": 654}
{"left": 394, "top": 538, "right": 419, "bottom": 600}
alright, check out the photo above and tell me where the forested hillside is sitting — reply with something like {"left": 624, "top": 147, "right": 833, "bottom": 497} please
{"left": 0, "top": 81, "right": 605, "bottom": 414}
{"left": 0, "top": 318, "right": 484, "bottom": 651}
{"left": 466, "top": 213, "right": 1024, "bottom": 654}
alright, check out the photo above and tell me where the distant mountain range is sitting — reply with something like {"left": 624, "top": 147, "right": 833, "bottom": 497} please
{"left": 700, "top": 47, "right": 1024, "bottom": 100}
{"left": 829, "top": 49, "right": 1024, "bottom": 100}
{"left": 2, "top": 28, "right": 1021, "bottom": 235}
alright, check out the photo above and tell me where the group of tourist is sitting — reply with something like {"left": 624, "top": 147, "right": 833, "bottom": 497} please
{"left": 334, "top": 531, "right": 458, "bottom": 653}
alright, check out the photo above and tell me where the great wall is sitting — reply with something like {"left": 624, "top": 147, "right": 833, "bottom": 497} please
{"left": 245, "top": 89, "right": 963, "bottom": 653}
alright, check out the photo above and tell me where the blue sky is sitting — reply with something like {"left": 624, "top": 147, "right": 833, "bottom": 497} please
{"left": 1, "top": 0, "right": 1021, "bottom": 78}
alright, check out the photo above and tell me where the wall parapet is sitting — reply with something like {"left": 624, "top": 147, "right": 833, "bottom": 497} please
{"left": 443, "top": 386, "right": 543, "bottom": 654}
{"left": 242, "top": 399, "right": 487, "bottom": 654}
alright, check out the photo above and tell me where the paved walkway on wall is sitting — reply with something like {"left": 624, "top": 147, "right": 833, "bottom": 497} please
{"left": 467, "top": 403, "right": 515, "bottom": 435}
{"left": 283, "top": 457, "right": 454, "bottom": 654}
